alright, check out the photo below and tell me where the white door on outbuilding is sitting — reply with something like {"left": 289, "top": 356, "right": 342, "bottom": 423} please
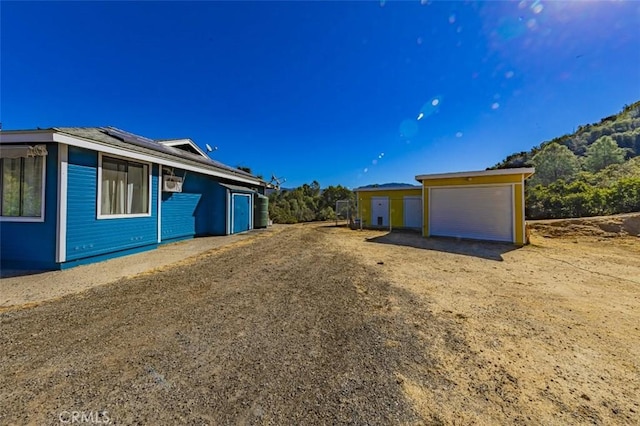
{"left": 429, "top": 185, "right": 514, "bottom": 242}
{"left": 403, "top": 196, "right": 422, "bottom": 229}
{"left": 371, "top": 196, "right": 389, "bottom": 227}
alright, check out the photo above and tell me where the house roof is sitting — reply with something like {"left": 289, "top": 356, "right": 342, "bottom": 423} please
{"left": 415, "top": 167, "right": 535, "bottom": 181}
{"left": 0, "top": 126, "right": 263, "bottom": 186}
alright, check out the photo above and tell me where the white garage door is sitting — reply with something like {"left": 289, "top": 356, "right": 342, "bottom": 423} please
{"left": 403, "top": 196, "right": 422, "bottom": 229}
{"left": 429, "top": 186, "right": 514, "bottom": 242}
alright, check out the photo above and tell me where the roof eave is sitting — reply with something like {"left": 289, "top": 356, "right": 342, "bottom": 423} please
{"left": 57, "top": 131, "right": 263, "bottom": 186}
{"left": 415, "top": 167, "right": 536, "bottom": 181}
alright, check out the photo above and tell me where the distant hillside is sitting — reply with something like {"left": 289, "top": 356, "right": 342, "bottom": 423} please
{"left": 493, "top": 101, "right": 640, "bottom": 220}
{"left": 356, "top": 183, "right": 418, "bottom": 189}
{"left": 492, "top": 101, "right": 640, "bottom": 170}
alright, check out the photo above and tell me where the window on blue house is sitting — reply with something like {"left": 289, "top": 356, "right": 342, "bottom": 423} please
{"left": 100, "top": 156, "right": 149, "bottom": 217}
{"left": 0, "top": 155, "right": 45, "bottom": 219}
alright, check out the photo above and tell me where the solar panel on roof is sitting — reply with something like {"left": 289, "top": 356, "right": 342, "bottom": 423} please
{"left": 103, "top": 127, "right": 161, "bottom": 150}
{"left": 98, "top": 126, "right": 258, "bottom": 180}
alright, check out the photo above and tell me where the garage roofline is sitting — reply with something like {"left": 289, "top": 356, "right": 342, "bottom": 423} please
{"left": 415, "top": 167, "right": 535, "bottom": 182}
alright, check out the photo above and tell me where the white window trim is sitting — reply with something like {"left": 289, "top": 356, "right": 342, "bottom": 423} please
{"left": 0, "top": 152, "right": 47, "bottom": 223}
{"left": 97, "top": 152, "right": 152, "bottom": 220}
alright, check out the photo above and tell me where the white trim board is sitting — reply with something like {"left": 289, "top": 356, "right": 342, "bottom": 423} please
{"left": 226, "top": 191, "right": 232, "bottom": 235}
{"left": 158, "top": 139, "right": 209, "bottom": 159}
{"left": 157, "top": 164, "right": 162, "bottom": 243}
{"left": 56, "top": 144, "right": 68, "bottom": 262}
{"left": 52, "top": 134, "right": 261, "bottom": 186}
{"left": 1, "top": 132, "right": 261, "bottom": 186}
{"left": 416, "top": 168, "right": 534, "bottom": 181}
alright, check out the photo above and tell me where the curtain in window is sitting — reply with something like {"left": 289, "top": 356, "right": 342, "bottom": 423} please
{"left": 101, "top": 159, "right": 127, "bottom": 215}
{"left": 1, "top": 158, "right": 21, "bottom": 216}
{"left": 100, "top": 158, "right": 148, "bottom": 215}
{"left": 128, "top": 163, "right": 148, "bottom": 214}
{"left": 22, "top": 156, "right": 43, "bottom": 217}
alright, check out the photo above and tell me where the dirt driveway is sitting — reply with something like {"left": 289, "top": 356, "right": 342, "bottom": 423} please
{"left": 1, "top": 223, "right": 638, "bottom": 424}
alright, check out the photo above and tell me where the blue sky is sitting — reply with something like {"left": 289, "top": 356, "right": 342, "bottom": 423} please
{"left": 2, "top": 1, "right": 639, "bottom": 188}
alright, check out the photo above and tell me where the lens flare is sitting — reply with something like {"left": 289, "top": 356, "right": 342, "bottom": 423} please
{"left": 531, "top": 1, "right": 544, "bottom": 14}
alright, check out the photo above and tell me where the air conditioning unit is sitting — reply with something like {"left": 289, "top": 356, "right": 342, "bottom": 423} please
{"left": 163, "top": 175, "right": 183, "bottom": 192}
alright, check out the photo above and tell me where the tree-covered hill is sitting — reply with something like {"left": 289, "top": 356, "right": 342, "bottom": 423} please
{"left": 492, "top": 101, "right": 640, "bottom": 170}
{"left": 268, "top": 181, "right": 355, "bottom": 224}
{"left": 493, "top": 101, "right": 640, "bottom": 219}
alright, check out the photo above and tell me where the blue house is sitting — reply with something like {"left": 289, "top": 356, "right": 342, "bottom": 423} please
{"left": 0, "top": 127, "right": 266, "bottom": 270}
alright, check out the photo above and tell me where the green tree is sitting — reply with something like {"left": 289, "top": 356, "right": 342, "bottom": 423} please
{"left": 531, "top": 142, "right": 581, "bottom": 185}
{"left": 584, "top": 136, "right": 626, "bottom": 172}
{"left": 267, "top": 181, "right": 355, "bottom": 224}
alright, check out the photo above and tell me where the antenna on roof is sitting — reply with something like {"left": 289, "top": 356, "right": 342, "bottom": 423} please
{"left": 204, "top": 144, "right": 218, "bottom": 159}
{"left": 269, "top": 173, "right": 286, "bottom": 190}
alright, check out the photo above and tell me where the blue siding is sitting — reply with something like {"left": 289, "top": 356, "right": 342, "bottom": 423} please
{"left": 161, "top": 172, "right": 228, "bottom": 240}
{"left": 209, "top": 182, "right": 227, "bottom": 235}
{"left": 65, "top": 147, "right": 158, "bottom": 262}
{"left": 161, "top": 192, "right": 200, "bottom": 241}
{"left": 0, "top": 144, "right": 58, "bottom": 270}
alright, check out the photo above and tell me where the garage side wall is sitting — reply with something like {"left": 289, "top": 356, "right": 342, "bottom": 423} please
{"left": 357, "top": 188, "right": 421, "bottom": 228}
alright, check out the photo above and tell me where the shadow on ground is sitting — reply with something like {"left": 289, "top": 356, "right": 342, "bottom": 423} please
{"left": 0, "top": 269, "right": 50, "bottom": 279}
{"left": 365, "top": 230, "right": 520, "bottom": 261}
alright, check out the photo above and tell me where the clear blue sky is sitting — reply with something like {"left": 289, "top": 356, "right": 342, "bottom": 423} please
{"left": 2, "top": 1, "right": 639, "bottom": 188}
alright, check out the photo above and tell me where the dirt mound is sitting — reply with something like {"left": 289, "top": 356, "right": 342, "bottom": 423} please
{"left": 528, "top": 213, "right": 640, "bottom": 238}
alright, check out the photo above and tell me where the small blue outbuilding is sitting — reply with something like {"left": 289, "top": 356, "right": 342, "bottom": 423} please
{"left": 0, "top": 127, "right": 266, "bottom": 271}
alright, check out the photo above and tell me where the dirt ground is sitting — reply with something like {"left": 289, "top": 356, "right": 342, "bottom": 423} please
{"left": 1, "top": 219, "right": 639, "bottom": 425}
